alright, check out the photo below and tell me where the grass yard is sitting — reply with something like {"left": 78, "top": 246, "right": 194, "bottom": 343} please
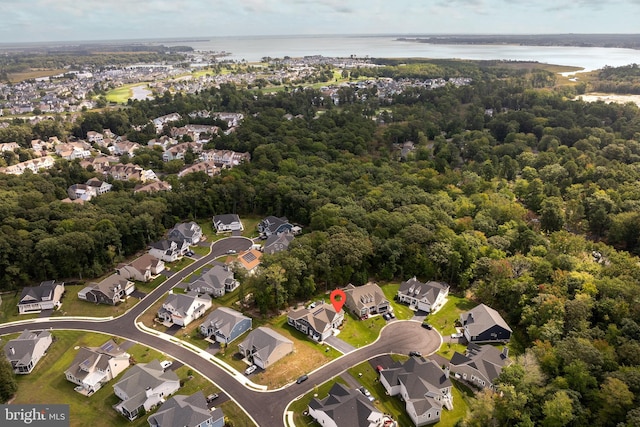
{"left": 165, "top": 257, "right": 195, "bottom": 273}
{"left": 1, "top": 330, "right": 252, "bottom": 427}
{"left": 134, "top": 275, "right": 168, "bottom": 295}
{"left": 437, "top": 342, "right": 469, "bottom": 360}
{"left": 335, "top": 311, "right": 386, "bottom": 348}
{"left": 215, "top": 314, "right": 341, "bottom": 389}
{"left": 50, "top": 284, "right": 136, "bottom": 318}
{"left": 428, "top": 294, "right": 477, "bottom": 335}
{"left": 0, "top": 291, "right": 39, "bottom": 324}
{"left": 380, "top": 282, "right": 415, "bottom": 320}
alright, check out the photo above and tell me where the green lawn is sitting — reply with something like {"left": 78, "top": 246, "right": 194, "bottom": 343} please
{"left": 437, "top": 342, "right": 468, "bottom": 359}
{"left": 335, "top": 311, "right": 386, "bottom": 348}
{"left": 380, "top": 282, "right": 415, "bottom": 320}
{"left": 50, "top": 284, "right": 135, "bottom": 318}
{"left": 135, "top": 275, "right": 168, "bottom": 295}
{"left": 165, "top": 257, "right": 195, "bottom": 273}
{"left": 428, "top": 294, "right": 477, "bottom": 335}
{"left": 1, "top": 330, "right": 252, "bottom": 427}
{"left": 0, "top": 291, "right": 39, "bottom": 324}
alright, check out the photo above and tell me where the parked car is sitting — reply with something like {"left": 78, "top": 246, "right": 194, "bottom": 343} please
{"left": 421, "top": 323, "right": 433, "bottom": 330}
{"left": 227, "top": 249, "right": 237, "bottom": 254}
{"left": 296, "top": 374, "right": 309, "bottom": 384}
{"left": 388, "top": 311, "right": 395, "bottom": 318}
{"left": 206, "top": 393, "right": 219, "bottom": 402}
{"left": 160, "top": 360, "right": 173, "bottom": 370}
{"left": 245, "top": 365, "right": 257, "bottom": 375}
{"left": 451, "top": 332, "right": 463, "bottom": 339}
{"left": 409, "top": 351, "right": 422, "bottom": 357}
{"left": 185, "top": 250, "right": 195, "bottom": 257}
{"left": 383, "top": 313, "right": 391, "bottom": 320}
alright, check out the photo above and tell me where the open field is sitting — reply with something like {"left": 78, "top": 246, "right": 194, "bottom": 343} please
{"left": 0, "top": 330, "right": 252, "bottom": 427}
{"left": 105, "top": 83, "right": 152, "bottom": 104}
{"left": 428, "top": 294, "right": 477, "bottom": 336}
{"left": 7, "top": 68, "right": 68, "bottom": 83}
{"left": 577, "top": 92, "right": 640, "bottom": 107}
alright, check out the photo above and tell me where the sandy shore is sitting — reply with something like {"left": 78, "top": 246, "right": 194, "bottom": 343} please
{"left": 577, "top": 92, "right": 640, "bottom": 107}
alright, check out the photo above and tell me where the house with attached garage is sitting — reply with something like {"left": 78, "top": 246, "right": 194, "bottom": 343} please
{"left": 397, "top": 277, "right": 449, "bottom": 313}
{"left": 459, "top": 304, "right": 512, "bottom": 344}
{"left": 237, "top": 249, "right": 263, "bottom": 274}
{"left": 199, "top": 307, "right": 252, "bottom": 344}
{"left": 188, "top": 263, "right": 239, "bottom": 298}
{"left": 287, "top": 302, "right": 344, "bottom": 342}
{"left": 237, "top": 327, "right": 294, "bottom": 370}
{"left": 113, "top": 360, "right": 180, "bottom": 421}
{"left": 3, "top": 329, "right": 53, "bottom": 374}
{"left": 78, "top": 275, "right": 135, "bottom": 305}
{"left": 263, "top": 232, "right": 294, "bottom": 255}
{"left": 64, "top": 339, "right": 131, "bottom": 395}
{"left": 117, "top": 253, "right": 165, "bottom": 283}
{"left": 149, "top": 239, "right": 189, "bottom": 263}
{"left": 257, "top": 216, "right": 294, "bottom": 237}
{"left": 17, "top": 280, "right": 65, "bottom": 314}
{"left": 147, "top": 391, "right": 225, "bottom": 427}
{"left": 379, "top": 357, "right": 453, "bottom": 426}
{"left": 449, "top": 343, "right": 512, "bottom": 391}
{"left": 343, "top": 282, "right": 390, "bottom": 319}
{"left": 167, "top": 222, "right": 202, "bottom": 245}
{"left": 157, "top": 291, "right": 212, "bottom": 327}
{"left": 308, "top": 382, "right": 385, "bottom": 427}
{"left": 212, "top": 214, "right": 243, "bottom": 233}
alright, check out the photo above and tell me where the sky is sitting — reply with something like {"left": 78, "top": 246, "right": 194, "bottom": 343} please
{"left": 0, "top": 0, "right": 639, "bottom": 44}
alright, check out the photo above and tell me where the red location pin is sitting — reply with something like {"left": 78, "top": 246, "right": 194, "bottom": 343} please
{"left": 330, "top": 289, "right": 346, "bottom": 313}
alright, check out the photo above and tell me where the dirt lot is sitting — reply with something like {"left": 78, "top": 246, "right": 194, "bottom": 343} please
{"left": 577, "top": 92, "right": 640, "bottom": 106}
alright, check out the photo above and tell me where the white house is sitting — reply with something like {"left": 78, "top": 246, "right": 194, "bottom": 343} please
{"left": 157, "top": 292, "right": 212, "bottom": 327}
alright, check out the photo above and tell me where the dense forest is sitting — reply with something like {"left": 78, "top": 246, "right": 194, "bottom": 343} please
{"left": 1, "top": 61, "right": 640, "bottom": 425}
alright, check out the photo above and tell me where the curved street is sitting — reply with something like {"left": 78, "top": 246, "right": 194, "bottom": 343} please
{"left": 0, "top": 236, "right": 441, "bottom": 426}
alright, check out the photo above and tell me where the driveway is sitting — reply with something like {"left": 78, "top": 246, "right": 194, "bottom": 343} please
{"left": 411, "top": 310, "right": 429, "bottom": 322}
{"left": 130, "top": 290, "right": 146, "bottom": 299}
{"left": 324, "top": 335, "right": 357, "bottom": 354}
{"left": 165, "top": 324, "right": 182, "bottom": 336}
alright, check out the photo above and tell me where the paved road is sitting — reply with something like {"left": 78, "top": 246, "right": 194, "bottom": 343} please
{"left": 0, "top": 236, "right": 442, "bottom": 426}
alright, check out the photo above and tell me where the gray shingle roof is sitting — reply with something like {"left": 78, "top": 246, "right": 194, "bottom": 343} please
{"left": 460, "top": 304, "right": 512, "bottom": 337}
{"left": 398, "top": 277, "right": 448, "bottom": 304}
{"left": 4, "top": 330, "right": 51, "bottom": 367}
{"left": 200, "top": 307, "right": 250, "bottom": 339}
{"left": 147, "top": 391, "right": 221, "bottom": 427}
{"left": 309, "top": 382, "right": 382, "bottom": 427}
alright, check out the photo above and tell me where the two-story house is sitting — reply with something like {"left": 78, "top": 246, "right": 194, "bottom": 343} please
{"left": 199, "top": 307, "right": 252, "bottom": 344}
{"left": 78, "top": 275, "right": 135, "bottom": 306}
{"left": 17, "top": 280, "right": 65, "bottom": 314}
{"left": 287, "top": 302, "right": 344, "bottom": 342}
{"left": 188, "top": 263, "right": 239, "bottom": 298}
{"left": 64, "top": 339, "right": 131, "bottom": 395}
{"left": 157, "top": 292, "right": 212, "bottom": 327}
{"left": 343, "top": 282, "right": 390, "bottom": 319}
{"left": 4, "top": 330, "right": 53, "bottom": 374}
{"left": 397, "top": 277, "right": 449, "bottom": 313}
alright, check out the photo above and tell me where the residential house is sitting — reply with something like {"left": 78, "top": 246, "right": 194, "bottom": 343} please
{"left": 237, "top": 249, "right": 263, "bottom": 274}
{"left": 213, "top": 112, "right": 244, "bottom": 128}
{"left": 67, "top": 178, "right": 112, "bottom": 201}
{"left": 177, "top": 161, "right": 220, "bottom": 178}
{"left": 80, "top": 156, "right": 115, "bottom": 172}
{"left": 449, "top": 343, "right": 512, "bottom": 391}
{"left": 263, "top": 232, "right": 294, "bottom": 255}
{"left": 188, "top": 263, "right": 239, "bottom": 298}
{"left": 64, "top": 339, "right": 131, "bottom": 395}
{"left": 380, "top": 358, "right": 453, "bottom": 426}
{"left": 113, "top": 141, "right": 141, "bottom": 157}
{"left": 113, "top": 360, "right": 180, "bottom": 421}
{"left": 85, "top": 177, "right": 112, "bottom": 195}
{"left": 78, "top": 275, "right": 135, "bottom": 305}
{"left": 459, "top": 304, "right": 512, "bottom": 343}
{"left": 134, "top": 180, "right": 172, "bottom": 194}
{"left": 200, "top": 149, "right": 250, "bottom": 167}
{"left": 212, "top": 214, "right": 243, "bottom": 233}
{"left": 162, "top": 142, "right": 201, "bottom": 162}
{"left": 199, "top": 307, "right": 252, "bottom": 344}
{"left": 287, "top": 302, "right": 344, "bottom": 342}
{"left": 343, "top": 283, "right": 390, "bottom": 319}
{"left": 157, "top": 291, "right": 212, "bottom": 327}
{"left": 1, "top": 156, "right": 55, "bottom": 175}
{"left": 17, "top": 280, "right": 65, "bottom": 314}
{"left": 167, "top": 222, "right": 203, "bottom": 245}
{"left": 117, "top": 253, "right": 165, "bottom": 283}
{"left": 147, "top": 391, "right": 224, "bottom": 427}
{"left": 56, "top": 143, "right": 92, "bottom": 160}
{"left": 0, "top": 142, "right": 19, "bottom": 152}
{"left": 308, "top": 382, "right": 385, "bottom": 427}
{"left": 149, "top": 239, "right": 189, "bottom": 262}
{"left": 148, "top": 135, "right": 177, "bottom": 150}
{"left": 152, "top": 113, "right": 182, "bottom": 133}
{"left": 86, "top": 131, "right": 104, "bottom": 145}
{"left": 3, "top": 330, "right": 53, "bottom": 374}
{"left": 237, "top": 327, "right": 294, "bottom": 370}
{"left": 397, "top": 277, "right": 449, "bottom": 313}
{"left": 103, "top": 163, "right": 143, "bottom": 181}
{"left": 257, "top": 216, "right": 293, "bottom": 237}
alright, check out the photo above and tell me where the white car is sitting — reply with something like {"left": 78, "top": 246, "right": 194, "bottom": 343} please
{"left": 160, "top": 360, "right": 173, "bottom": 370}
{"left": 245, "top": 365, "right": 257, "bottom": 375}
{"left": 451, "top": 333, "right": 463, "bottom": 339}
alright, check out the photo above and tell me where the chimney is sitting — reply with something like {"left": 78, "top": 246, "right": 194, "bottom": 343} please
{"left": 444, "top": 365, "right": 450, "bottom": 379}
{"left": 502, "top": 347, "right": 509, "bottom": 358}
{"left": 9, "top": 347, "right": 15, "bottom": 355}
